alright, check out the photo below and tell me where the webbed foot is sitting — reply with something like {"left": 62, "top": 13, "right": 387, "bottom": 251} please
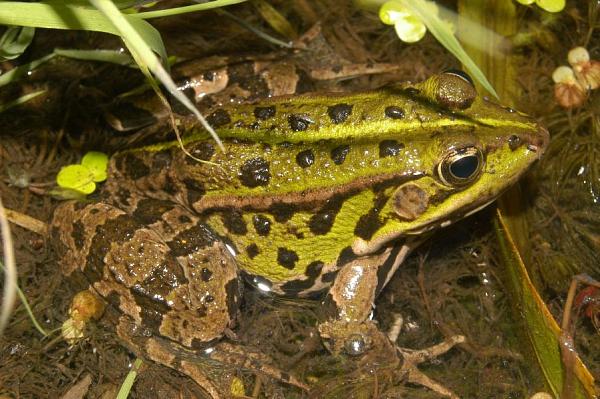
{"left": 319, "top": 319, "right": 465, "bottom": 398}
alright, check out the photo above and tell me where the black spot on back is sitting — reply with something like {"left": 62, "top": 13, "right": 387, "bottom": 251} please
{"left": 84, "top": 215, "right": 138, "bottom": 285}
{"left": 72, "top": 219, "right": 86, "bottom": 250}
{"left": 239, "top": 158, "right": 271, "bottom": 188}
{"left": 187, "top": 141, "right": 215, "bottom": 163}
{"left": 183, "top": 178, "right": 206, "bottom": 204}
{"left": 306, "top": 260, "right": 324, "bottom": 277}
{"left": 295, "top": 149, "right": 315, "bottom": 168}
{"left": 246, "top": 243, "right": 259, "bottom": 259}
{"left": 308, "top": 197, "right": 343, "bottom": 235}
{"left": 132, "top": 199, "right": 175, "bottom": 225}
{"left": 327, "top": 104, "right": 353, "bottom": 124}
{"left": 254, "top": 106, "right": 276, "bottom": 120}
{"left": 115, "top": 188, "right": 132, "bottom": 207}
{"left": 169, "top": 223, "right": 218, "bottom": 257}
{"left": 163, "top": 176, "right": 178, "bottom": 195}
{"left": 277, "top": 247, "right": 299, "bottom": 269}
{"left": 336, "top": 246, "right": 357, "bottom": 268}
{"left": 201, "top": 267, "right": 213, "bottom": 281}
{"left": 288, "top": 114, "right": 313, "bottom": 132}
{"left": 252, "top": 214, "right": 271, "bottom": 236}
{"left": 354, "top": 193, "right": 388, "bottom": 240}
{"left": 379, "top": 140, "right": 405, "bottom": 157}
{"left": 222, "top": 209, "right": 247, "bottom": 235}
{"left": 330, "top": 145, "right": 350, "bottom": 165}
{"left": 268, "top": 203, "right": 295, "bottom": 223}
{"left": 121, "top": 153, "right": 150, "bottom": 179}
{"left": 206, "top": 108, "right": 231, "bottom": 127}
{"left": 134, "top": 294, "right": 167, "bottom": 333}
{"left": 384, "top": 106, "right": 405, "bottom": 119}
{"left": 321, "top": 271, "right": 338, "bottom": 283}
{"left": 280, "top": 260, "right": 324, "bottom": 296}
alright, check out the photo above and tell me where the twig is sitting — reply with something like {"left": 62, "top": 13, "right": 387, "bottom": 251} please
{"left": 4, "top": 207, "right": 48, "bottom": 235}
{"left": 0, "top": 196, "right": 17, "bottom": 336}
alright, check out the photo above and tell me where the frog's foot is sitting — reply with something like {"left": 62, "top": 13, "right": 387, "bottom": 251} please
{"left": 207, "top": 341, "right": 310, "bottom": 391}
{"left": 116, "top": 316, "right": 308, "bottom": 398}
{"left": 396, "top": 335, "right": 466, "bottom": 399}
{"left": 319, "top": 320, "right": 464, "bottom": 398}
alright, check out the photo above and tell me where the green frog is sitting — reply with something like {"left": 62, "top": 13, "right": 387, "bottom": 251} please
{"left": 52, "top": 70, "right": 548, "bottom": 398}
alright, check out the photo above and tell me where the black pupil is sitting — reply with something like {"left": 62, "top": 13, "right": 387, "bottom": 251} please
{"left": 450, "top": 155, "right": 479, "bottom": 179}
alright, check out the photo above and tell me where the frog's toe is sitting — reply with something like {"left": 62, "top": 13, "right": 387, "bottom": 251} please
{"left": 318, "top": 320, "right": 381, "bottom": 356}
{"left": 396, "top": 334, "right": 466, "bottom": 399}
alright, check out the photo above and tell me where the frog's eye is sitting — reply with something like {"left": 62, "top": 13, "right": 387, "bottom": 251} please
{"left": 437, "top": 146, "right": 483, "bottom": 187}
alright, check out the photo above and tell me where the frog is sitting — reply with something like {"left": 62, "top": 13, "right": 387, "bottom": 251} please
{"left": 51, "top": 70, "right": 549, "bottom": 398}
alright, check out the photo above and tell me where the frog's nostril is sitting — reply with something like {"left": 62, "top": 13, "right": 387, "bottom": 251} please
{"left": 525, "top": 125, "right": 550, "bottom": 157}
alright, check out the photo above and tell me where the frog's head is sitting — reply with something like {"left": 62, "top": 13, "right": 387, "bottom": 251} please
{"left": 353, "top": 71, "right": 549, "bottom": 255}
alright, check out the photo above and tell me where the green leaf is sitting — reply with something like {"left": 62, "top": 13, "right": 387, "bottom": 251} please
{"left": 0, "top": 1, "right": 167, "bottom": 62}
{"left": 54, "top": 48, "right": 134, "bottom": 65}
{"left": 495, "top": 209, "right": 596, "bottom": 398}
{"left": 0, "top": 26, "right": 35, "bottom": 60}
{"left": 399, "top": 0, "right": 499, "bottom": 98}
{"left": 81, "top": 151, "right": 108, "bottom": 182}
{"left": 116, "top": 358, "right": 143, "bottom": 399}
{"left": 134, "top": 0, "right": 247, "bottom": 19}
{"left": 0, "top": 90, "right": 45, "bottom": 113}
{"left": 56, "top": 164, "right": 96, "bottom": 195}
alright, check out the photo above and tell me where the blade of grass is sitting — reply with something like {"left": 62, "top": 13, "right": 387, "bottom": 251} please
{"left": 134, "top": 0, "right": 246, "bottom": 19}
{"left": 54, "top": 48, "right": 134, "bottom": 65}
{"left": 0, "top": 90, "right": 46, "bottom": 113}
{"left": 0, "top": 26, "right": 35, "bottom": 60}
{"left": 0, "top": 1, "right": 167, "bottom": 61}
{"left": 0, "top": 261, "right": 49, "bottom": 336}
{"left": 88, "top": 0, "right": 224, "bottom": 150}
{"left": 116, "top": 358, "right": 143, "bottom": 399}
{"left": 0, "top": 53, "right": 55, "bottom": 87}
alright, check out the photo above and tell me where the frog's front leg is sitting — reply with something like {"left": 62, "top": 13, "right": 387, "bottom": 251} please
{"left": 318, "top": 245, "right": 464, "bottom": 398}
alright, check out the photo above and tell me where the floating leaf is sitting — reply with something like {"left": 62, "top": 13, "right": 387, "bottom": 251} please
{"left": 81, "top": 151, "right": 108, "bottom": 182}
{"left": 56, "top": 164, "right": 96, "bottom": 195}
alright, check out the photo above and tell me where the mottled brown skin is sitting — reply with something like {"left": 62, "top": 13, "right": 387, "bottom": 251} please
{"left": 53, "top": 69, "right": 548, "bottom": 397}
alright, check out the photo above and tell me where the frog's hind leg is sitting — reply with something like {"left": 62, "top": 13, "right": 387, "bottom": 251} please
{"left": 115, "top": 315, "right": 309, "bottom": 398}
{"left": 54, "top": 200, "right": 307, "bottom": 395}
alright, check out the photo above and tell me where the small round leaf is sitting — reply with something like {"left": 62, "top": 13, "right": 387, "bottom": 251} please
{"left": 81, "top": 151, "right": 108, "bottom": 182}
{"left": 56, "top": 164, "right": 96, "bottom": 194}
